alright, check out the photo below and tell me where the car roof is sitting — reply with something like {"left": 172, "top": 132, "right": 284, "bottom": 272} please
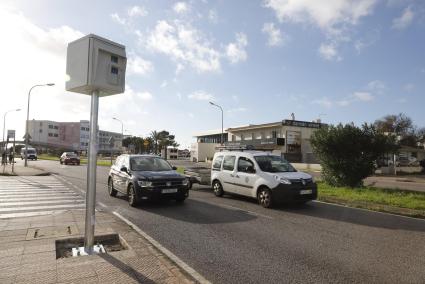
{"left": 121, "top": 154, "right": 163, "bottom": 158}
{"left": 214, "top": 151, "right": 278, "bottom": 157}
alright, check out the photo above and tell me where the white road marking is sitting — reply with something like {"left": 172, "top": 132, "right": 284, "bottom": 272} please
{"left": 0, "top": 176, "right": 86, "bottom": 218}
{"left": 0, "top": 210, "right": 83, "bottom": 219}
{"left": 0, "top": 195, "right": 80, "bottom": 202}
{"left": 312, "top": 200, "right": 425, "bottom": 222}
{"left": 113, "top": 212, "right": 211, "bottom": 284}
{"left": 1, "top": 199, "right": 85, "bottom": 206}
{"left": 0, "top": 203, "right": 85, "bottom": 212}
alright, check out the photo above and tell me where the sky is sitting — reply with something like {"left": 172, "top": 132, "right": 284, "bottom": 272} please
{"left": 0, "top": 0, "right": 424, "bottom": 149}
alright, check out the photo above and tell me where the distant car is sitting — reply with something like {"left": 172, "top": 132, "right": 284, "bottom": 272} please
{"left": 107, "top": 154, "right": 189, "bottom": 207}
{"left": 60, "top": 152, "right": 80, "bottom": 165}
{"left": 21, "top": 147, "right": 37, "bottom": 160}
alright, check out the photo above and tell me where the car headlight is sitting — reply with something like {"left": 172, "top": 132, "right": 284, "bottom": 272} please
{"left": 182, "top": 178, "right": 189, "bottom": 186}
{"left": 274, "top": 175, "right": 291, "bottom": 185}
{"left": 137, "top": 180, "right": 152, "bottom": 187}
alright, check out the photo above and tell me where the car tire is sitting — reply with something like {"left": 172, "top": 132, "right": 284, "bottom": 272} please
{"left": 128, "top": 184, "right": 139, "bottom": 207}
{"left": 212, "top": 180, "right": 224, "bottom": 197}
{"left": 108, "top": 178, "right": 117, "bottom": 197}
{"left": 258, "top": 187, "right": 273, "bottom": 208}
{"left": 60, "top": 160, "right": 62, "bottom": 164}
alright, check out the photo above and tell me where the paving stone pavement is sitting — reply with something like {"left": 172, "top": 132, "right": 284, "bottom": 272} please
{"left": 0, "top": 210, "right": 195, "bottom": 284}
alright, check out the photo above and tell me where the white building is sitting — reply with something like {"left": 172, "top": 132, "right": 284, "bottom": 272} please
{"left": 27, "top": 119, "right": 122, "bottom": 153}
{"left": 192, "top": 119, "right": 325, "bottom": 163}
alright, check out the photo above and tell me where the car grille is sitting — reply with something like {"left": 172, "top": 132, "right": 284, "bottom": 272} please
{"left": 289, "top": 178, "right": 313, "bottom": 185}
{"left": 151, "top": 180, "right": 183, "bottom": 188}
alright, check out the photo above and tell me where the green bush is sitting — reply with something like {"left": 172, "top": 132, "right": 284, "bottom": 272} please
{"left": 311, "top": 123, "right": 397, "bottom": 187}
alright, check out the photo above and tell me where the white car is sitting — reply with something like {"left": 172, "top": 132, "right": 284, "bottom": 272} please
{"left": 211, "top": 151, "right": 317, "bottom": 208}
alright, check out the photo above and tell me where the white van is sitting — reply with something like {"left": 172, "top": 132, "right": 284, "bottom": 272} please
{"left": 21, "top": 147, "right": 37, "bottom": 160}
{"left": 211, "top": 151, "right": 317, "bottom": 208}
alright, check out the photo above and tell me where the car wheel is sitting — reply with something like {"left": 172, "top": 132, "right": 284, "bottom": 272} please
{"left": 108, "top": 178, "right": 117, "bottom": 197}
{"left": 258, "top": 187, "right": 273, "bottom": 208}
{"left": 128, "top": 184, "right": 139, "bottom": 207}
{"left": 212, "top": 180, "right": 224, "bottom": 197}
{"left": 60, "top": 160, "right": 63, "bottom": 164}
{"left": 77, "top": 162, "right": 80, "bottom": 165}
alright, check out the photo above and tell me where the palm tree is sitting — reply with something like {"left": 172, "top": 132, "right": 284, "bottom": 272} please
{"left": 150, "top": 130, "right": 162, "bottom": 154}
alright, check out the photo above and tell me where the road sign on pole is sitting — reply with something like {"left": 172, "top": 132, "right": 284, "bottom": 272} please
{"left": 66, "top": 34, "right": 126, "bottom": 255}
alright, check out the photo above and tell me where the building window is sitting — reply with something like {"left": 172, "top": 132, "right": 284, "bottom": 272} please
{"left": 48, "top": 133, "right": 53, "bottom": 137}
{"left": 272, "top": 130, "right": 277, "bottom": 138}
{"left": 241, "top": 134, "right": 245, "bottom": 141}
{"left": 39, "top": 129, "right": 42, "bottom": 133}
{"left": 48, "top": 125, "right": 53, "bottom": 129}
{"left": 54, "top": 126, "right": 58, "bottom": 129}
{"left": 54, "top": 133, "right": 58, "bottom": 137}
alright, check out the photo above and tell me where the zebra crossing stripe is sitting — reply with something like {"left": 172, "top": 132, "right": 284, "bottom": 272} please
{"left": 0, "top": 204, "right": 85, "bottom": 212}
{"left": 1, "top": 199, "right": 85, "bottom": 207}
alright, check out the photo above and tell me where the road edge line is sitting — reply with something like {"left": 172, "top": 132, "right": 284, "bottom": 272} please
{"left": 113, "top": 211, "right": 211, "bottom": 284}
{"left": 313, "top": 200, "right": 425, "bottom": 221}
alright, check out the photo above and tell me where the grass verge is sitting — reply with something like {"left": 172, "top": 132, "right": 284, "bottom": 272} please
{"left": 318, "top": 182, "right": 425, "bottom": 219}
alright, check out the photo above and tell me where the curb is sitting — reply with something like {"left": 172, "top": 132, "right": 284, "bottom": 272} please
{"left": 113, "top": 211, "right": 211, "bottom": 284}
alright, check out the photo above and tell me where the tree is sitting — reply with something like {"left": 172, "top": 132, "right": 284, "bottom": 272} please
{"left": 150, "top": 131, "right": 162, "bottom": 154}
{"left": 311, "top": 123, "right": 398, "bottom": 187}
{"left": 157, "top": 130, "right": 177, "bottom": 160}
{"left": 374, "top": 113, "right": 414, "bottom": 136}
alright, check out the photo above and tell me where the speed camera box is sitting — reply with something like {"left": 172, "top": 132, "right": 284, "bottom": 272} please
{"left": 66, "top": 34, "right": 126, "bottom": 96}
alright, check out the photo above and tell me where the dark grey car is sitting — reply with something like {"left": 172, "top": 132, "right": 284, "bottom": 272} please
{"left": 108, "top": 154, "right": 189, "bottom": 207}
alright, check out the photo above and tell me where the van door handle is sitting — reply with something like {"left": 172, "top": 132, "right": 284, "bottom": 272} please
{"left": 235, "top": 175, "right": 240, "bottom": 178}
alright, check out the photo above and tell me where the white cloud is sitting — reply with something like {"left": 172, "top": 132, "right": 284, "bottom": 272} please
{"left": 127, "top": 55, "right": 153, "bottom": 76}
{"left": 111, "top": 13, "right": 127, "bottom": 25}
{"left": 146, "top": 20, "right": 221, "bottom": 72}
{"left": 137, "top": 91, "right": 153, "bottom": 101}
{"left": 188, "top": 113, "right": 195, "bottom": 118}
{"left": 188, "top": 91, "right": 215, "bottom": 101}
{"left": 318, "top": 42, "right": 341, "bottom": 61}
{"left": 128, "top": 6, "right": 148, "bottom": 17}
{"left": 353, "top": 92, "right": 373, "bottom": 101}
{"left": 160, "top": 81, "right": 168, "bottom": 88}
{"left": 264, "top": 0, "right": 377, "bottom": 33}
{"left": 262, "top": 22, "right": 284, "bottom": 46}
{"left": 0, "top": 8, "right": 87, "bottom": 138}
{"left": 173, "top": 2, "right": 189, "bottom": 14}
{"left": 227, "top": 107, "right": 248, "bottom": 113}
{"left": 208, "top": 10, "right": 218, "bottom": 23}
{"left": 392, "top": 6, "right": 414, "bottom": 30}
{"left": 226, "top": 33, "right": 248, "bottom": 64}
{"left": 312, "top": 97, "right": 334, "bottom": 108}
{"left": 403, "top": 83, "right": 415, "bottom": 92}
{"left": 313, "top": 91, "right": 374, "bottom": 108}
{"left": 367, "top": 80, "right": 386, "bottom": 94}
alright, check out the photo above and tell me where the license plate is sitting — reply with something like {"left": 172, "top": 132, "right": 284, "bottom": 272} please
{"left": 300, "top": 189, "right": 313, "bottom": 195}
{"left": 162, "top": 188, "right": 178, "bottom": 194}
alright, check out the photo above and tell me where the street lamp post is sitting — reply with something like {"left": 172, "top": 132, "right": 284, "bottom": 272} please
{"left": 209, "top": 102, "right": 224, "bottom": 145}
{"left": 2, "top": 109, "right": 21, "bottom": 155}
{"left": 112, "top": 117, "right": 124, "bottom": 152}
{"left": 24, "top": 83, "right": 55, "bottom": 167}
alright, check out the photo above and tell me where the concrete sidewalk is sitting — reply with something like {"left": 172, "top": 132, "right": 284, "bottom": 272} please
{"left": 0, "top": 210, "right": 194, "bottom": 284}
{"left": 0, "top": 160, "right": 49, "bottom": 176}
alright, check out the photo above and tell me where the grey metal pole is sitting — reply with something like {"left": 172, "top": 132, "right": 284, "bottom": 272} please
{"left": 24, "top": 87, "right": 33, "bottom": 167}
{"left": 220, "top": 106, "right": 224, "bottom": 145}
{"left": 84, "top": 90, "right": 99, "bottom": 254}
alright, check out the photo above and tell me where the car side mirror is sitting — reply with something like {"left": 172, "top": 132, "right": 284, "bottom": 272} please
{"left": 172, "top": 166, "right": 177, "bottom": 170}
{"left": 120, "top": 166, "right": 127, "bottom": 172}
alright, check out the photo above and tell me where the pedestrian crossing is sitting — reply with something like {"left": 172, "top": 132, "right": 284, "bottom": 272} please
{"left": 0, "top": 176, "right": 85, "bottom": 219}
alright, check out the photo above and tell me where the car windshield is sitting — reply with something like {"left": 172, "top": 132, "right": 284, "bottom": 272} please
{"left": 130, "top": 156, "right": 172, "bottom": 172}
{"left": 27, "top": 150, "right": 36, "bottom": 154}
{"left": 66, "top": 153, "right": 77, "bottom": 157}
{"left": 254, "top": 155, "right": 296, "bottom": 173}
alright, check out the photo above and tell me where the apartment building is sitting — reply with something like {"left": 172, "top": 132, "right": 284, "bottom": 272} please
{"left": 27, "top": 119, "right": 122, "bottom": 153}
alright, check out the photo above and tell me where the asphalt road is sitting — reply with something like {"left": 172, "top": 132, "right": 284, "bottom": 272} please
{"left": 32, "top": 159, "right": 425, "bottom": 284}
